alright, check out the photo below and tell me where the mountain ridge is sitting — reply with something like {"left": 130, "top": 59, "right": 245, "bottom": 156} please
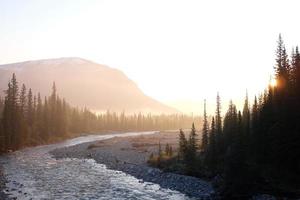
{"left": 0, "top": 57, "right": 178, "bottom": 114}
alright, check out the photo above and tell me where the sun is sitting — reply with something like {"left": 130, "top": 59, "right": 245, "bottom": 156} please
{"left": 270, "top": 78, "right": 277, "bottom": 87}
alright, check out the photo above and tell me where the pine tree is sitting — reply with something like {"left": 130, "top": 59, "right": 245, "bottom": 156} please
{"left": 11, "top": 74, "right": 22, "bottom": 149}
{"left": 27, "top": 89, "right": 34, "bottom": 128}
{"left": 275, "top": 35, "right": 290, "bottom": 98}
{"left": 201, "top": 99, "right": 209, "bottom": 151}
{"left": 2, "top": 81, "right": 13, "bottom": 149}
{"left": 7, "top": 74, "right": 22, "bottom": 149}
{"left": 242, "top": 91, "right": 251, "bottom": 157}
{"left": 215, "top": 93, "right": 222, "bottom": 135}
{"left": 242, "top": 91, "right": 250, "bottom": 136}
{"left": 251, "top": 96, "right": 258, "bottom": 129}
{"left": 223, "top": 100, "right": 238, "bottom": 150}
{"left": 185, "top": 123, "right": 197, "bottom": 174}
{"left": 49, "top": 82, "right": 57, "bottom": 136}
{"left": 215, "top": 92, "right": 223, "bottom": 155}
{"left": 224, "top": 109, "right": 250, "bottom": 197}
{"left": 189, "top": 123, "right": 197, "bottom": 155}
{"left": 35, "top": 93, "right": 43, "bottom": 141}
{"left": 42, "top": 97, "right": 50, "bottom": 142}
{"left": 165, "top": 143, "right": 169, "bottom": 156}
{"left": 19, "top": 84, "right": 27, "bottom": 116}
{"left": 18, "top": 84, "right": 29, "bottom": 147}
{"left": 178, "top": 129, "right": 187, "bottom": 160}
{"left": 291, "top": 46, "right": 300, "bottom": 99}
{"left": 206, "top": 117, "right": 217, "bottom": 171}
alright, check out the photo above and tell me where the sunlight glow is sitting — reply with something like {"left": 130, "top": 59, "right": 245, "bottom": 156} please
{"left": 270, "top": 78, "right": 277, "bottom": 88}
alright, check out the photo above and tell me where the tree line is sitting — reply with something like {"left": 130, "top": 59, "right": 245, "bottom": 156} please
{"left": 0, "top": 74, "right": 200, "bottom": 153}
{"left": 170, "top": 35, "right": 300, "bottom": 198}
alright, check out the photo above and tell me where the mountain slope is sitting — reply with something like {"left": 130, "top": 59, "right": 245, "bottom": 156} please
{"left": 0, "top": 57, "right": 178, "bottom": 114}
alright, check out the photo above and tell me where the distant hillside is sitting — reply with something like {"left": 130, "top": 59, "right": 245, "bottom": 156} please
{"left": 0, "top": 57, "right": 178, "bottom": 114}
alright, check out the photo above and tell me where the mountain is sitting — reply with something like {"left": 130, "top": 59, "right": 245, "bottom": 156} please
{"left": 0, "top": 57, "right": 178, "bottom": 114}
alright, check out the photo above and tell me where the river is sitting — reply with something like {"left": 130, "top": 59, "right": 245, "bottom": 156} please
{"left": 0, "top": 131, "right": 192, "bottom": 200}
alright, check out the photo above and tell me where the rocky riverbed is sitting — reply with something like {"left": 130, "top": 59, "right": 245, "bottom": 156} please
{"left": 51, "top": 131, "right": 215, "bottom": 199}
{"left": 0, "top": 167, "right": 10, "bottom": 200}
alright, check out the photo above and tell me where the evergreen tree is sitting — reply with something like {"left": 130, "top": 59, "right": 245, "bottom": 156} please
{"left": 35, "top": 93, "right": 43, "bottom": 140}
{"left": 293, "top": 47, "right": 300, "bottom": 95}
{"left": 223, "top": 110, "right": 250, "bottom": 197}
{"left": 242, "top": 91, "right": 250, "bottom": 136}
{"left": 251, "top": 96, "right": 258, "bottom": 130}
{"left": 19, "top": 84, "right": 28, "bottom": 146}
{"left": 4, "top": 74, "right": 22, "bottom": 149}
{"left": 2, "top": 81, "right": 13, "bottom": 149}
{"left": 27, "top": 89, "right": 34, "bottom": 128}
{"left": 189, "top": 123, "right": 197, "bottom": 152}
{"left": 11, "top": 74, "right": 22, "bottom": 149}
{"left": 49, "top": 82, "right": 57, "bottom": 136}
{"left": 251, "top": 96, "right": 259, "bottom": 158}
{"left": 223, "top": 100, "right": 238, "bottom": 150}
{"left": 291, "top": 46, "right": 300, "bottom": 112}
{"left": 201, "top": 99, "right": 209, "bottom": 151}
{"left": 19, "top": 84, "right": 27, "bottom": 116}
{"left": 275, "top": 35, "right": 290, "bottom": 98}
{"left": 215, "top": 92, "right": 223, "bottom": 156}
{"left": 165, "top": 143, "right": 170, "bottom": 156}
{"left": 178, "top": 129, "right": 187, "bottom": 160}
{"left": 206, "top": 117, "right": 217, "bottom": 171}
{"left": 158, "top": 141, "right": 162, "bottom": 155}
{"left": 42, "top": 97, "right": 50, "bottom": 142}
{"left": 242, "top": 91, "right": 251, "bottom": 157}
{"left": 215, "top": 93, "right": 222, "bottom": 135}
{"left": 185, "top": 123, "right": 197, "bottom": 174}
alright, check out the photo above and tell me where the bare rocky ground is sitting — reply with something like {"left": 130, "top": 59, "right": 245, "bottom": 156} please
{"left": 0, "top": 166, "right": 10, "bottom": 200}
{"left": 51, "top": 131, "right": 215, "bottom": 199}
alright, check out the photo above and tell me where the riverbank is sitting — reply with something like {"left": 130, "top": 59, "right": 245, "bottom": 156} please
{"left": 51, "top": 131, "right": 215, "bottom": 199}
{"left": 0, "top": 167, "right": 9, "bottom": 200}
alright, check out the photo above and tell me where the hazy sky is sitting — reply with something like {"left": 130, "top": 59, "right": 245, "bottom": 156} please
{"left": 1, "top": 0, "right": 300, "bottom": 114}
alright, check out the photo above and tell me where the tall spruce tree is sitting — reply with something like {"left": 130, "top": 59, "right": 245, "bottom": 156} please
{"left": 9, "top": 74, "right": 22, "bottom": 149}
{"left": 19, "top": 84, "right": 27, "bottom": 116}
{"left": 291, "top": 46, "right": 300, "bottom": 101}
{"left": 27, "top": 89, "right": 34, "bottom": 127}
{"left": 42, "top": 97, "right": 50, "bottom": 142}
{"left": 178, "top": 129, "right": 187, "bottom": 160}
{"left": 251, "top": 96, "right": 258, "bottom": 131}
{"left": 223, "top": 100, "right": 238, "bottom": 150}
{"left": 35, "top": 93, "right": 43, "bottom": 140}
{"left": 49, "top": 82, "right": 57, "bottom": 136}
{"left": 215, "top": 92, "right": 223, "bottom": 155}
{"left": 185, "top": 123, "right": 197, "bottom": 174}
{"left": 215, "top": 93, "right": 222, "bottom": 135}
{"left": 206, "top": 117, "right": 217, "bottom": 171}
{"left": 201, "top": 99, "right": 209, "bottom": 151}
{"left": 2, "top": 81, "right": 13, "bottom": 149}
{"left": 242, "top": 91, "right": 250, "bottom": 136}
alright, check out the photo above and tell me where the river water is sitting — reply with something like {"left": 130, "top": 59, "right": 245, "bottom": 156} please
{"left": 0, "top": 131, "right": 192, "bottom": 200}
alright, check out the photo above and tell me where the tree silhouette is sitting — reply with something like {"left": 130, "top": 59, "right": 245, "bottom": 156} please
{"left": 201, "top": 99, "right": 209, "bottom": 151}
